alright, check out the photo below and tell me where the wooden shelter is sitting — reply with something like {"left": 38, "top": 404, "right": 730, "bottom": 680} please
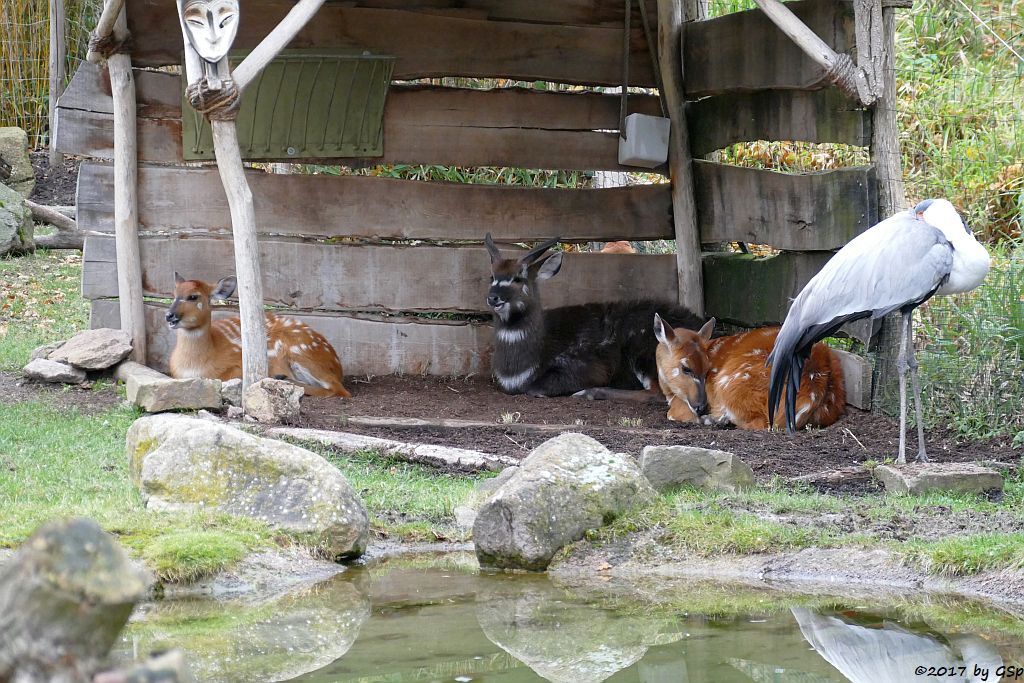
{"left": 56, "top": 0, "right": 907, "bottom": 405}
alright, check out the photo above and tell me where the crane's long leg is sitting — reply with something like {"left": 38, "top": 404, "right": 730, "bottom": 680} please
{"left": 905, "top": 313, "right": 929, "bottom": 462}
{"left": 895, "top": 310, "right": 911, "bottom": 465}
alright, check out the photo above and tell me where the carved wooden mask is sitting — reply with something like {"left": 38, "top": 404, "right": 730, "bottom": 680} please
{"left": 177, "top": 0, "right": 239, "bottom": 64}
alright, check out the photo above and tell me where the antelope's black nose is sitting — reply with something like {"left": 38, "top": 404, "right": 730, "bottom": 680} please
{"left": 694, "top": 401, "right": 708, "bottom": 416}
{"left": 165, "top": 311, "right": 179, "bottom": 324}
{"left": 487, "top": 294, "right": 505, "bottom": 308}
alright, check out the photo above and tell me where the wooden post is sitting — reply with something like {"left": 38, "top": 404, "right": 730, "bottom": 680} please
{"left": 869, "top": 5, "right": 908, "bottom": 410}
{"left": 657, "top": 0, "right": 704, "bottom": 316}
{"left": 48, "top": 0, "right": 66, "bottom": 167}
{"left": 177, "top": 0, "right": 326, "bottom": 392}
{"left": 108, "top": 8, "right": 146, "bottom": 364}
{"left": 211, "top": 120, "right": 268, "bottom": 389}
{"left": 85, "top": 0, "right": 126, "bottom": 64}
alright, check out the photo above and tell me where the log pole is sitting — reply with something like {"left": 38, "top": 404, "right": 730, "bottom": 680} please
{"left": 657, "top": 0, "right": 704, "bottom": 315}
{"left": 107, "top": 6, "right": 146, "bottom": 363}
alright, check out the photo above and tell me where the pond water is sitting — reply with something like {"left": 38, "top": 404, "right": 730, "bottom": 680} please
{"left": 111, "top": 553, "right": 1024, "bottom": 683}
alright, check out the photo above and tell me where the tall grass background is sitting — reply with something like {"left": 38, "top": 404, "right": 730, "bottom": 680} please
{"left": 0, "top": 0, "right": 101, "bottom": 148}
{"left": 1, "top": 0, "right": 1021, "bottom": 440}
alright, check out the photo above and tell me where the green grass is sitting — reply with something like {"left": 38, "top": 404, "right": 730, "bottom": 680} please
{"left": 299, "top": 443, "right": 488, "bottom": 539}
{"left": 0, "top": 250, "right": 89, "bottom": 370}
{"left": 0, "top": 399, "right": 276, "bottom": 581}
{"left": 588, "top": 478, "right": 1024, "bottom": 577}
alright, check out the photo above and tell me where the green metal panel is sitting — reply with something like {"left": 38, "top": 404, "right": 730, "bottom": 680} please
{"left": 182, "top": 50, "right": 395, "bottom": 160}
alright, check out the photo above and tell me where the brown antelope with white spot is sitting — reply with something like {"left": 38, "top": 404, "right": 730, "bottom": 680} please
{"left": 654, "top": 316, "right": 844, "bottom": 430}
{"left": 166, "top": 273, "right": 351, "bottom": 398}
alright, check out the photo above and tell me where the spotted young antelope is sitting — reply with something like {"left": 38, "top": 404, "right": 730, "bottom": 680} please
{"left": 654, "top": 316, "right": 844, "bottom": 430}
{"left": 166, "top": 273, "right": 351, "bottom": 398}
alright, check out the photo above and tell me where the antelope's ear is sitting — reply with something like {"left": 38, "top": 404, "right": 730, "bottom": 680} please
{"left": 174, "top": 271, "right": 185, "bottom": 285}
{"left": 484, "top": 233, "right": 502, "bottom": 264}
{"left": 534, "top": 251, "right": 563, "bottom": 280}
{"left": 698, "top": 317, "right": 716, "bottom": 341}
{"left": 211, "top": 275, "right": 237, "bottom": 300}
{"left": 654, "top": 313, "right": 675, "bottom": 346}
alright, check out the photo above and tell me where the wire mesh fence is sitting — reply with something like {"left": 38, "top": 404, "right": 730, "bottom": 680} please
{"left": 0, "top": 0, "right": 102, "bottom": 149}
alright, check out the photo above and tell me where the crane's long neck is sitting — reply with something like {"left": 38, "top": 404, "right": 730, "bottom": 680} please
{"left": 942, "top": 233, "right": 990, "bottom": 294}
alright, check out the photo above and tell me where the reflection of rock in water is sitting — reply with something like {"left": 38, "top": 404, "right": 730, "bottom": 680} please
{"left": 117, "top": 577, "right": 370, "bottom": 683}
{"left": 476, "top": 576, "right": 683, "bottom": 683}
{"left": 792, "top": 608, "right": 1002, "bottom": 683}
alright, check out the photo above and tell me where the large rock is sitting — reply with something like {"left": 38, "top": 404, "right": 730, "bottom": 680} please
{"left": 453, "top": 466, "right": 518, "bottom": 530}
{"left": 0, "top": 127, "right": 35, "bottom": 197}
{"left": 22, "top": 357, "right": 86, "bottom": 384}
{"left": 0, "top": 181, "right": 33, "bottom": 256}
{"left": 115, "top": 361, "right": 221, "bottom": 412}
{"left": 50, "top": 328, "right": 133, "bottom": 370}
{"left": 474, "top": 433, "right": 655, "bottom": 571}
{"left": 127, "top": 414, "right": 369, "bottom": 560}
{"left": 243, "top": 377, "right": 303, "bottom": 423}
{"left": 874, "top": 463, "right": 1003, "bottom": 496}
{"left": 221, "top": 378, "right": 243, "bottom": 407}
{"left": 639, "top": 445, "right": 755, "bottom": 493}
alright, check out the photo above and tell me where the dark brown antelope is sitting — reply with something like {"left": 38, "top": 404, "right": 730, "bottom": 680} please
{"left": 654, "top": 316, "right": 845, "bottom": 430}
{"left": 484, "top": 234, "right": 704, "bottom": 399}
{"left": 166, "top": 273, "right": 351, "bottom": 398}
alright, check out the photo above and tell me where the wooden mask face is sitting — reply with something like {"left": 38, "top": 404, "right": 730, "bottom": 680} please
{"left": 178, "top": 0, "right": 239, "bottom": 64}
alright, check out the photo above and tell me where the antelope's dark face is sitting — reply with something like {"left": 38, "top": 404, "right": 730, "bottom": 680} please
{"left": 654, "top": 315, "right": 716, "bottom": 418}
{"left": 166, "top": 272, "right": 236, "bottom": 331}
{"left": 483, "top": 234, "right": 561, "bottom": 323}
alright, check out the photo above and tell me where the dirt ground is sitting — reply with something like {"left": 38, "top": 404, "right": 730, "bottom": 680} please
{"left": 295, "top": 374, "right": 1018, "bottom": 488}
{"left": 29, "top": 151, "right": 80, "bottom": 206}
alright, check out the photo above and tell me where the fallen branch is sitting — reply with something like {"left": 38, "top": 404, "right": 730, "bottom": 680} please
{"left": 26, "top": 199, "right": 85, "bottom": 250}
{"left": 267, "top": 426, "right": 518, "bottom": 472}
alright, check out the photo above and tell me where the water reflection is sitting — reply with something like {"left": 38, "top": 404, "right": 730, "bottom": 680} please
{"left": 793, "top": 607, "right": 1003, "bottom": 683}
{"left": 476, "top": 574, "right": 683, "bottom": 682}
{"left": 113, "top": 578, "right": 370, "bottom": 682}
{"left": 112, "top": 558, "right": 1024, "bottom": 683}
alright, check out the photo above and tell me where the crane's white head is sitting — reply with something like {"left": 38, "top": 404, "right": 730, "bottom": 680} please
{"left": 915, "top": 198, "right": 970, "bottom": 242}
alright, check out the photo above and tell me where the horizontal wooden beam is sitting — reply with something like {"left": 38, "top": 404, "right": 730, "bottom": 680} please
{"left": 126, "top": 2, "right": 658, "bottom": 86}
{"left": 703, "top": 251, "right": 832, "bottom": 326}
{"left": 56, "top": 64, "right": 663, "bottom": 170}
{"left": 77, "top": 163, "right": 673, "bottom": 242}
{"left": 83, "top": 237, "right": 680, "bottom": 313}
{"left": 687, "top": 88, "right": 871, "bottom": 157}
{"left": 684, "top": 0, "right": 854, "bottom": 98}
{"left": 311, "top": 0, "right": 662, "bottom": 26}
{"left": 693, "top": 161, "right": 878, "bottom": 250}
{"left": 91, "top": 299, "right": 493, "bottom": 377}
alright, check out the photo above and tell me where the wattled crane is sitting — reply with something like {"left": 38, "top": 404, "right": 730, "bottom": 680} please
{"left": 767, "top": 199, "right": 990, "bottom": 463}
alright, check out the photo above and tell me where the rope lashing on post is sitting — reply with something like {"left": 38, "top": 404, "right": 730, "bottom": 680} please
{"left": 824, "top": 52, "right": 875, "bottom": 106}
{"left": 185, "top": 79, "right": 242, "bottom": 121}
{"left": 87, "top": 30, "right": 131, "bottom": 60}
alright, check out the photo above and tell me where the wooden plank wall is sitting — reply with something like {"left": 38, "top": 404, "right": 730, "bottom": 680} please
{"left": 59, "top": 0, "right": 880, "bottom": 376}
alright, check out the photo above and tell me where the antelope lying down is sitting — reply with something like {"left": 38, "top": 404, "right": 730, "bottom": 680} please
{"left": 166, "top": 273, "right": 351, "bottom": 398}
{"left": 654, "top": 316, "right": 844, "bottom": 430}
{"left": 485, "top": 234, "right": 704, "bottom": 399}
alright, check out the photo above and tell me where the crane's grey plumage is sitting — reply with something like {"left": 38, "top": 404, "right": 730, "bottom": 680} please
{"left": 768, "top": 199, "right": 990, "bottom": 463}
